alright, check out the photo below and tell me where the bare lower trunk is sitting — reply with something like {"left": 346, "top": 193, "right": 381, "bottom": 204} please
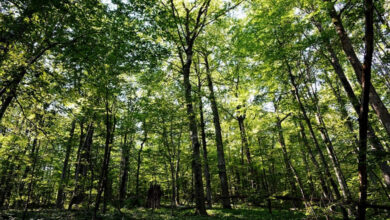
{"left": 182, "top": 47, "right": 207, "bottom": 215}
{"left": 324, "top": 0, "right": 390, "bottom": 137}
{"left": 275, "top": 115, "right": 298, "bottom": 207}
{"left": 298, "top": 121, "right": 331, "bottom": 200}
{"left": 196, "top": 68, "right": 212, "bottom": 208}
{"left": 136, "top": 125, "right": 147, "bottom": 206}
{"left": 276, "top": 116, "right": 314, "bottom": 214}
{"left": 204, "top": 55, "right": 231, "bottom": 209}
{"left": 22, "top": 138, "right": 39, "bottom": 220}
{"left": 69, "top": 122, "right": 93, "bottom": 210}
{"left": 307, "top": 85, "right": 352, "bottom": 202}
{"left": 316, "top": 23, "right": 390, "bottom": 186}
{"left": 176, "top": 145, "right": 181, "bottom": 205}
{"left": 94, "top": 112, "right": 112, "bottom": 217}
{"left": 0, "top": 67, "right": 26, "bottom": 122}
{"left": 285, "top": 59, "right": 348, "bottom": 218}
{"left": 358, "top": 1, "right": 374, "bottom": 218}
{"left": 56, "top": 120, "right": 76, "bottom": 209}
{"left": 199, "top": 93, "right": 212, "bottom": 208}
{"left": 119, "top": 133, "right": 131, "bottom": 208}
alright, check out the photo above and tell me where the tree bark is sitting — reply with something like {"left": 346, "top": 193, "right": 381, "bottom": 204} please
{"left": 181, "top": 45, "right": 207, "bottom": 215}
{"left": 119, "top": 133, "right": 131, "bottom": 208}
{"left": 22, "top": 138, "right": 39, "bottom": 220}
{"left": 94, "top": 99, "right": 115, "bottom": 217}
{"left": 306, "top": 84, "right": 352, "bottom": 203}
{"left": 275, "top": 114, "right": 299, "bottom": 208}
{"left": 276, "top": 115, "right": 314, "bottom": 213}
{"left": 324, "top": 0, "right": 390, "bottom": 137}
{"left": 287, "top": 62, "right": 340, "bottom": 198}
{"left": 69, "top": 122, "right": 93, "bottom": 210}
{"left": 196, "top": 69, "right": 212, "bottom": 208}
{"left": 315, "top": 22, "right": 390, "bottom": 187}
{"left": 56, "top": 120, "right": 76, "bottom": 209}
{"left": 298, "top": 121, "right": 331, "bottom": 200}
{"left": 135, "top": 122, "right": 148, "bottom": 206}
{"left": 176, "top": 145, "right": 181, "bottom": 205}
{"left": 0, "top": 42, "right": 60, "bottom": 122}
{"left": 358, "top": 1, "right": 374, "bottom": 218}
{"left": 286, "top": 60, "right": 349, "bottom": 218}
{"left": 167, "top": 0, "right": 211, "bottom": 214}
{"left": 0, "top": 67, "right": 26, "bottom": 121}
{"left": 204, "top": 55, "right": 231, "bottom": 209}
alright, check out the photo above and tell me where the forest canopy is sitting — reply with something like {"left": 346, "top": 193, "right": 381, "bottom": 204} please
{"left": 0, "top": 0, "right": 389, "bottom": 219}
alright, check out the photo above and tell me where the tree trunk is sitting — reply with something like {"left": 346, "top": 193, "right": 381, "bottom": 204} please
{"left": 275, "top": 115, "right": 299, "bottom": 208}
{"left": 288, "top": 62, "right": 340, "bottom": 197}
{"left": 0, "top": 160, "right": 12, "bottom": 209}
{"left": 22, "top": 138, "right": 39, "bottom": 220}
{"left": 237, "top": 115, "right": 252, "bottom": 167}
{"left": 176, "top": 146, "right": 181, "bottom": 205}
{"left": 0, "top": 67, "right": 26, "bottom": 122}
{"left": 162, "top": 121, "right": 178, "bottom": 209}
{"left": 103, "top": 115, "right": 116, "bottom": 213}
{"left": 69, "top": 122, "right": 93, "bottom": 210}
{"left": 358, "top": 1, "right": 374, "bottom": 218}
{"left": 136, "top": 123, "right": 147, "bottom": 206}
{"left": 315, "top": 23, "right": 390, "bottom": 186}
{"left": 204, "top": 55, "right": 231, "bottom": 209}
{"left": 0, "top": 43, "right": 59, "bottom": 122}
{"left": 196, "top": 71, "right": 212, "bottom": 208}
{"left": 182, "top": 47, "right": 207, "bottom": 215}
{"left": 286, "top": 61, "right": 349, "bottom": 218}
{"left": 276, "top": 115, "right": 314, "bottom": 213}
{"left": 94, "top": 100, "right": 114, "bottom": 217}
{"left": 324, "top": 0, "right": 390, "bottom": 137}
{"left": 119, "top": 133, "right": 131, "bottom": 208}
{"left": 307, "top": 84, "right": 352, "bottom": 203}
{"left": 56, "top": 120, "right": 76, "bottom": 209}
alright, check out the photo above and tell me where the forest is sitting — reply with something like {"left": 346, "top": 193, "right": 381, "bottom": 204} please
{"left": 0, "top": 0, "right": 390, "bottom": 219}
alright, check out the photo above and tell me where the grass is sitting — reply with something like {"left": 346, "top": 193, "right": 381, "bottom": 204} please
{"left": 1, "top": 206, "right": 306, "bottom": 219}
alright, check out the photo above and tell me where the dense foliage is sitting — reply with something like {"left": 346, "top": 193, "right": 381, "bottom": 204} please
{"left": 0, "top": 0, "right": 389, "bottom": 219}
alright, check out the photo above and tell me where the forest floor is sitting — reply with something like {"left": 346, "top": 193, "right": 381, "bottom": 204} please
{"left": 1, "top": 207, "right": 306, "bottom": 219}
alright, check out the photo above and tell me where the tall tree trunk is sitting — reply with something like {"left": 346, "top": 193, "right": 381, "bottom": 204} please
{"left": 204, "top": 54, "right": 231, "bottom": 209}
{"left": 307, "top": 84, "right": 352, "bottom": 203}
{"left": 163, "top": 121, "right": 178, "bottom": 209}
{"left": 69, "top": 122, "right": 93, "bottom": 210}
{"left": 196, "top": 70, "right": 212, "bottom": 208}
{"left": 237, "top": 115, "right": 252, "bottom": 168}
{"left": 275, "top": 114, "right": 299, "bottom": 207}
{"left": 176, "top": 144, "right": 181, "bottom": 205}
{"left": 315, "top": 22, "right": 390, "bottom": 186}
{"left": 56, "top": 120, "right": 76, "bottom": 209}
{"left": 358, "top": 1, "right": 374, "bottom": 218}
{"left": 103, "top": 115, "right": 116, "bottom": 213}
{"left": 0, "top": 156, "right": 13, "bottom": 209}
{"left": 0, "top": 67, "right": 26, "bottom": 122}
{"left": 167, "top": 0, "right": 211, "bottom": 214}
{"left": 119, "top": 133, "right": 131, "bottom": 208}
{"left": 233, "top": 71, "right": 255, "bottom": 187}
{"left": 22, "top": 138, "right": 39, "bottom": 220}
{"left": 287, "top": 62, "right": 340, "bottom": 198}
{"left": 181, "top": 46, "right": 207, "bottom": 215}
{"left": 74, "top": 119, "right": 85, "bottom": 178}
{"left": 299, "top": 139, "right": 316, "bottom": 196}
{"left": 0, "top": 43, "right": 59, "bottom": 122}
{"left": 170, "top": 160, "right": 176, "bottom": 208}
{"left": 94, "top": 99, "right": 114, "bottom": 217}
{"left": 136, "top": 123, "right": 147, "bottom": 206}
{"left": 276, "top": 115, "right": 314, "bottom": 214}
{"left": 323, "top": 0, "right": 390, "bottom": 137}
{"left": 285, "top": 60, "right": 349, "bottom": 218}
